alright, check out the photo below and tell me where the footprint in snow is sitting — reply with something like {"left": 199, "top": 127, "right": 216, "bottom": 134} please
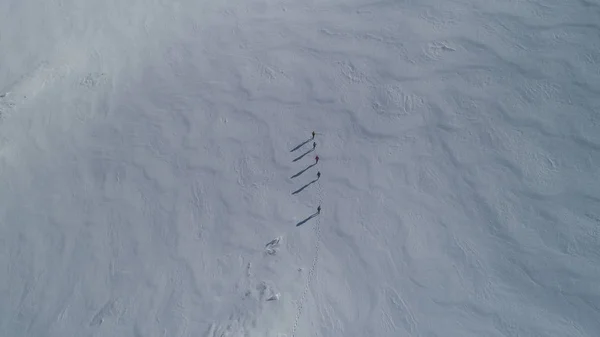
{"left": 265, "top": 236, "right": 282, "bottom": 255}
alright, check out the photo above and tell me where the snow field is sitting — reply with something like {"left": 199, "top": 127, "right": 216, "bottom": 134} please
{"left": 1, "top": 0, "right": 599, "bottom": 336}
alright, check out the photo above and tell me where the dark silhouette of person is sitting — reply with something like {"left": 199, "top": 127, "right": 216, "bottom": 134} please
{"left": 317, "top": 171, "right": 321, "bottom": 179}
{"left": 315, "top": 155, "right": 319, "bottom": 164}
{"left": 313, "top": 142, "right": 316, "bottom": 149}
{"left": 312, "top": 131, "right": 316, "bottom": 139}
{"left": 317, "top": 205, "right": 321, "bottom": 214}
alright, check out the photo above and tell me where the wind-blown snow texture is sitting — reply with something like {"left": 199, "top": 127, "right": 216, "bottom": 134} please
{"left": 1, "top": 0, "right": 599, "bottom": 336}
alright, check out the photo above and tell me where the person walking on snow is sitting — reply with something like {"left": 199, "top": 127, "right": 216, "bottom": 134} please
{"left": 312, "top": 131, "right": 316, "bottom": 139}
{"left": 317, "top": 171, "right": 321, "bottom": 179}
{"left": 315, "top": 155, "right": 319, "bottom": 164}
{"left": 313, "top": 142, "right": 316, "bottom": 150}
{"left": 317, "top": 205, "right": 321, "bottom": 214}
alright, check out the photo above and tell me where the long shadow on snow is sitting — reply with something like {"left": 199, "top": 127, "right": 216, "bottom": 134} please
{"left": 292, "top": 178, "right": 318, "bottom": 195}
{"left": 292, "top": 148, "right": 314, "bottom": 162}
{"left": 296, "top": 211, "right": 319, "bottom": 227}
{"left": 290, "top": 163, "right": 316, "bottom": 179}
{"left": 290, "top": 138, "right": 311, "bottom": 152}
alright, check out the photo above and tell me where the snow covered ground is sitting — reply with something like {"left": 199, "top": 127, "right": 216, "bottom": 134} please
{"left": 1, "top": 0, "right": 599, "bottom": 336}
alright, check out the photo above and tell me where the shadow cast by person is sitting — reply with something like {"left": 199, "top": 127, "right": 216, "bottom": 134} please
{"left": 296, "top": 211, "right": 320, "bottom": 227}
{"left": 290, "top": 138, "right": 312, "bottom": 153}
{"left": 292, "top": 148, "right": 314, "bottom": 162}
{"left": 290, "top": 163, "right": 316, "bottom": 179}
{"left": 292, "top": 178, "right": 318, "bottom": 195}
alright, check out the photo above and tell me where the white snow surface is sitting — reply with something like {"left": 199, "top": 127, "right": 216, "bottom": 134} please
{"left": 1, "top": 0, "right": 600, "bottom": 336}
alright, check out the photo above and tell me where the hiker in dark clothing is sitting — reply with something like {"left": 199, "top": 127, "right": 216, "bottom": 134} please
{"left": 312, "top": 131, "right": 316, "bottom": 139}
{"left": 313, "top": 142, "right": 316, "bottom": 149}
{"left": 317, "top": 205, "right": 321, "bottom": 214}
{"left": 315, "top": 155, "right": 319, "bottom": 164}
{"left": 317, "top": 171, "right": 321, "bottom": 179}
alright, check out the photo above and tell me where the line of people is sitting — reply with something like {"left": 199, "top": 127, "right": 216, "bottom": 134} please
{"left": 312, "top": 131, "right": 321, "bottom": 214}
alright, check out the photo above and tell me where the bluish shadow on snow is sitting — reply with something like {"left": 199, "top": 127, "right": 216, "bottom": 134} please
{"left": 290, "top": 163, "right": 316, "bottom": 179}
{"left": 296, "top": 212, "right": 319, "bottom": 227}
{"left": 292, "top": 148, "right": 315, "bottom": 162}
{"left": 292, "top": 178, "right": 318, "bottom": 195}
{"left": 290, "top": 138, "right": 311, "bottom": 152}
